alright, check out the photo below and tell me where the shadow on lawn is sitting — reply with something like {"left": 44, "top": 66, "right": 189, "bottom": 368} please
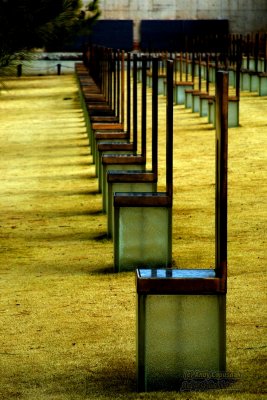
{"left": 84, "top": 361, "right": 136, "bottom": 396}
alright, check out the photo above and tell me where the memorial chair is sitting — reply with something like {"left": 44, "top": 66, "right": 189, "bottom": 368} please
{"left": 174, "top": 52, "right": 194, "bottom": 105}
{"left": 99, "top": 54, "right": 148, "bottom": 209}
{"left": 94, "top": 52, "right": 134, "bottom": 179}
{"left": 113, "top": 59, "right": 174, "bottom": 272}
{"left": 136, "top": 70, "right": 229, "bottom": 392}
{"left": 106, "top": 56, "right": 160, "bottom": 238}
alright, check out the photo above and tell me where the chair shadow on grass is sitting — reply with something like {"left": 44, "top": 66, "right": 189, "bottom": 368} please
{"left": 37, "top": 365, "right": 239, "bottom": 398}
{"left": 84, "top": 361, "right": 136, "bottom": 396}
{"left": 84, "top": 364, "right": 239, "bottom": 395}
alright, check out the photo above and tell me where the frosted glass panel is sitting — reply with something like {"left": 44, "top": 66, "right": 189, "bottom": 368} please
{"left": 102, "top": 164, "right": 145, "bottom": 209}
{"left": 137, "top": 294, "right": 226, "bottom": 391}
{"left": 107, "top": 182, "right": 157, "bottom": 237}
{"left": 114, "top": 206, "right": 172, "bottom": 271}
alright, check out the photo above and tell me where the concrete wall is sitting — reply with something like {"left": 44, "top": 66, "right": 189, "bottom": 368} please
{"left": 91, "top": 0, "right": 267, "bottom": 43}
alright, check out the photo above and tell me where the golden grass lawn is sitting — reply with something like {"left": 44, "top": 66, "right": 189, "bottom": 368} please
{"left": 0, "top": 74, "right": 266, "bottom": 400}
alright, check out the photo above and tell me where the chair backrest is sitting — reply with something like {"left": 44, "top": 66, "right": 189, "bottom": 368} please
{"left": 215, "top": 70, "right": 228, "bottom": 289}
{"left": 151, "top": 57, "right": 158, "bottom": 175}
{"left": 166, "top": 59, "right": 174, "bottom": 200}
{"left": 141, "top": 55, "right": 147, "bottom": 159}
{"left": 132, "top": 53, "right": 138, "bottom": 153}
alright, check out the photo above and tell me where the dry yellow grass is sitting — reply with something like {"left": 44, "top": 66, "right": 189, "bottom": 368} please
{"left": 0, "top": 74, "right": 266, "bottom": 399}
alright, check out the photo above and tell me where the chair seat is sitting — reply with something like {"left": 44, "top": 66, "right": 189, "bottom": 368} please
{"left": 136, "top": 268, "right": 226, "bottom": 294}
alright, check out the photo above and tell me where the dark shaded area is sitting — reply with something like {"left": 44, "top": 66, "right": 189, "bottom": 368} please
{"left": 90, "top": 20, "right": 134, "bottom": 51}
{"left": 140, "top": 19, "right": 229, "bottom": 52}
